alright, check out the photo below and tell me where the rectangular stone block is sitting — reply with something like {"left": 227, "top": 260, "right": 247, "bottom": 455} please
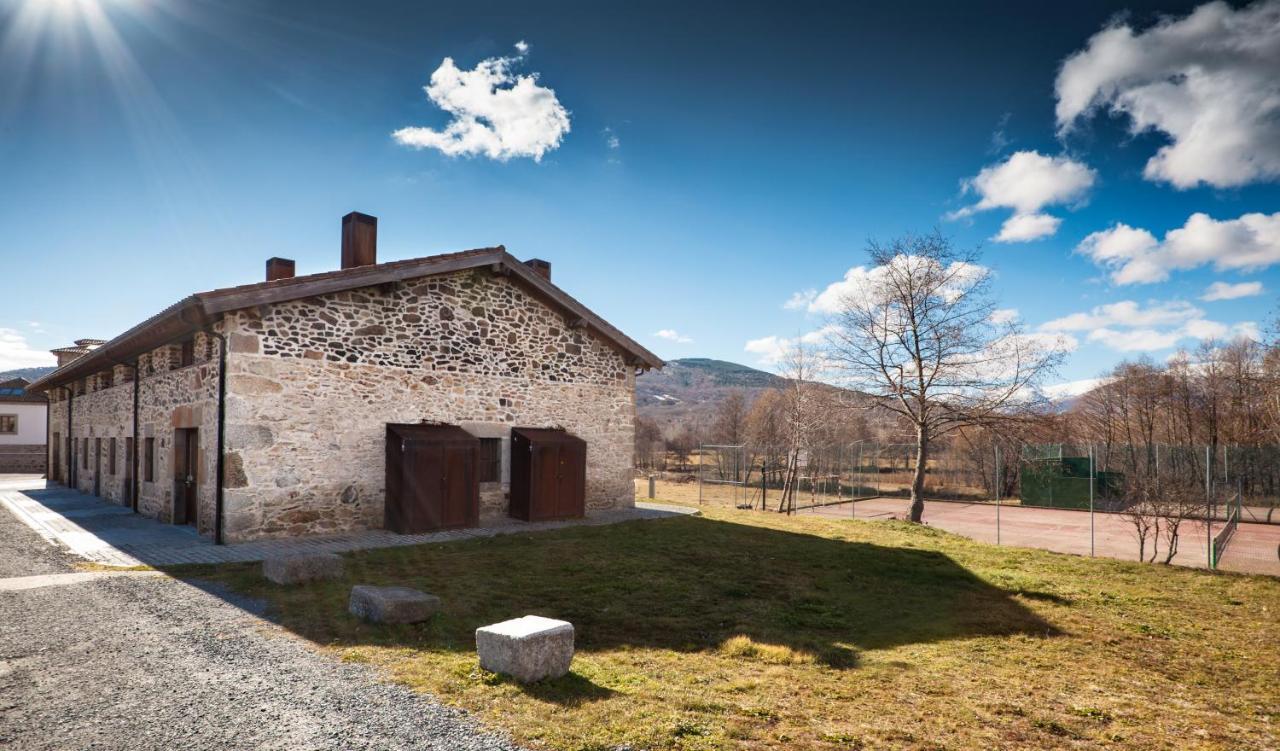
{"left": 475, "top": 615, "right": 574, "bottom": 683}
{"left": 348, "top": 585, "right": 441, "bottom": 624}
{"left": 262, "top": 553, "right": 344, "bottom": 584}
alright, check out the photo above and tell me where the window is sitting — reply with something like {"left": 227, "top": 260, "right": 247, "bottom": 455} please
{"left": 478, "top": 438, "right": 501, "bottom": 483}
{"left": 180, "top": 339, "right": 195, "bottom": 367}
{"left": 109, "top": 438, "right": 117, "bottom": 475}
{"left": 144, "top": 437, "right": 155, "bottom": 482}
{"left": 82, "top": 438, "right": 88, "bottom": 469}
{"left": 0, "top": 415, "right": 15, "bottom": 435}
{"left": 126, "top": 437, "right": 134, "bottom": 479}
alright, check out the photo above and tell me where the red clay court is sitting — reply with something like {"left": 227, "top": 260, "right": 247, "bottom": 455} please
{"left": 802, "top": 497, "right": 1280, "bottom": 576}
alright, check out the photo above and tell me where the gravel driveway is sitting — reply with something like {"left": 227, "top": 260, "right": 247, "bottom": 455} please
{"left": 0, "top": 503, "right": 520, "bottom": 751}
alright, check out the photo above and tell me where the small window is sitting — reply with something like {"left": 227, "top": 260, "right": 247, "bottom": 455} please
{"left": 180, "top": 340, "right": 195, "bottom": 367}
{"left": 82, "top": 438, "right": 89, "bottom": 469}
{"left": 126, "top": 437, "right": 134, "bottom": 479}
{"left": 144, "top": 437, "right": 155, "bottom": 482}
{"left": 109, "top": 437, "right": 117, "bottom": 475}
{"left": 0, "top": 415, "right": 15, "bottom": 434}
{"left": 478, "top": 438, "right": 501, "bottom": 483}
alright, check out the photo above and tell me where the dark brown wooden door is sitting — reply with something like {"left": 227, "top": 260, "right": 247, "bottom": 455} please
{"left": 532, "top": 443, "right": 559, "bottom": 519}
{"left": 175, "top": 429, "right": 198, "bottom": 526}
{"left": 93, "top": 438, "right": 101, "bottom": 497}
{"left": 557, "top": 442, "right": 586, "bottom": 518}
{"left": 441, "top": 445, "right": 474, "bottom": 528}
{"left": 405, "top": 441, "right": 443, "bottom": 531}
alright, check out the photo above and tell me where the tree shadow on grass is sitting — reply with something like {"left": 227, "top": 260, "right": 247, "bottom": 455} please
{"left": 166, "top": 516, "right": 1059, "bottom": 700}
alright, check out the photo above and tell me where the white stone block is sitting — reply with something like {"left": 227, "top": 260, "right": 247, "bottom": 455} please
{"left": 262, "top": 553, "right": 344, "bottom": 584}
{"left": 348, "top": 585, "right": 440, "bottom": 624}
{"left": 475, "top": 615, "right": 574, "bottom": 683}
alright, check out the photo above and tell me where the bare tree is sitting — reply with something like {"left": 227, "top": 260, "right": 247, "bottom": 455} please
{"left": 712, "top": 389, "right": 749, "bottom": 445}
{"left": 775, "top": 342, "right": 829, "bottom": 514}
{"left": 826, "top": 233, "right": 1065, "bottom": 522}
{"left": 1120, "top": 473, "right": 1162, "bottom": 562}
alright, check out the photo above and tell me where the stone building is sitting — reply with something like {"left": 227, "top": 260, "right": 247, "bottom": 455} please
{"left": 28, "top": 212, "right": 662, "bottom": 542}
{"left": 0, "top": 377, "right": 48, "bottom": 473}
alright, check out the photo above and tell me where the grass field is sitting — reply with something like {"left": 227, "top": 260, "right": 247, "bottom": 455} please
{"left": 176, "top": 501, "right": 1279, "bottom": 750}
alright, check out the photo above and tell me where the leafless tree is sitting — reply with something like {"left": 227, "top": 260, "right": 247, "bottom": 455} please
{"left": 712, "top": 389, "right": 749, "bottom": 445}
{"left": 825, "top": 233, "right": 1065, "bottom": 522}
{"left": 1154, "top": 479, "right": 1205, "bottom": 565}
{"left": 1121, "top": 476, "right": 1161, "bottom": 563}
{"left": 774, "top": 342, "right": 831, "bottom": 513}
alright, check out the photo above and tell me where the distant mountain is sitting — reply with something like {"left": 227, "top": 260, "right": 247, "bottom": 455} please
{"left": 637, "top": 358, "right": 785, "bottom": 433}
{"left": 0, "top": 366, "right": 55, "bottom": 383}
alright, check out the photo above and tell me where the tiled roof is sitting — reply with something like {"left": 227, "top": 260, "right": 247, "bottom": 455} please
{"left": 28, "top": 247, "right": 662, "bottom": 392}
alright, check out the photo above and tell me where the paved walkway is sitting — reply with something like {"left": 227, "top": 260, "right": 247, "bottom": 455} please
{"left": 802, "top": 496, "right": 1280, "bottom": 576}
{"left": 0, "top": 475, "right": 694, "bottom": 568}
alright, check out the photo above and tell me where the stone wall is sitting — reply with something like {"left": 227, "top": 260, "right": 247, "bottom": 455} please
{"left": 220, "top": 269, "right": 636, "bottom": 541}
{"left": 44, "top": 345, "right": 221, "bottom": 535}
{"left": 0, "top": 445, "right": 45, "bottom": 473}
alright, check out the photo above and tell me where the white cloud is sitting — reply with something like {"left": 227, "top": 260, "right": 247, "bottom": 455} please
{"left": 990, "top": 308, "right": 1020, "bottom": 325}
{"left": 951, "top": 150, "right": 1096, "bottom": 243}
{"left": 653, "top": 329, "right": 693, "bottom": 344}
{"left": 1056, "top": 0, "right": 1280, "bottom": 189}
{"left": 1202, "top": 280, "right": 1264, "bottom": 301}
{"left": 795, "top": 257, "right": 990, "bottom": 315}
{"left": 392, "top": 43, "right": 570, "bottom": 162}
{"left": 602, "top": 127, "right": 620, "bottom": 150}
{"left": 783, "top": 289, "right": 817, "bottom": 311}
{"left": 0, "top": 328, "right": 55, "bottom": 371}
{"left": 1078, "top": 211, "right": 1280, "bottom": 284}
{"left": 514, "top": 40, "right": 529, "bottom": 54}
{"left": 994, "top": 212, "right": 1061, "bottom": 243}
{"left": 1041, "top": 299, "right": 1259, "bottom": 352}
{"left": 1041, "top": 300, "right": 1202, "bottom": 331}
{"left": 744, "top": 335, "right": 788, "bottom": 365}
{"left": 744, "top": 326, "right": 837, "bottom": 366}
{"left": 1043, "top": 377, "right": 1106, "bottom": 399}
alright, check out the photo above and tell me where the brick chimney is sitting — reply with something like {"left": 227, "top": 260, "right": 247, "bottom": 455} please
{"left": 341, "top": 212, "right": 377, "bottom": 269}
{"left": 265, "top": 257, "right": 295, "bottom": 282}
{"left": 524, "top": 258, "right": 551, "bottom": 281}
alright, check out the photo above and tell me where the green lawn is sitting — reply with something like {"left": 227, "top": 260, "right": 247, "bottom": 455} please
{"left": 174, "top": 503, "right": 1279, "bottom": 750}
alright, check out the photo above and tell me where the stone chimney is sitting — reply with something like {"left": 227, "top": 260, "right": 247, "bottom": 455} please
{"left": 265, "top": 257, "right": 296, "bottom": 282}
{"left": 524, "top": 258, "right": 551, "bottom": 281}
{"left": 341, "top": 212, "right": 377, "bottom": 269}
{"left": 51, "top": 339, "right": 103, "bottom": 368}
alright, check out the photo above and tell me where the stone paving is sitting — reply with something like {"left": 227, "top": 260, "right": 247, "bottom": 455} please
{"left": 0, "top": 475, "right": 695, "bottom": 568}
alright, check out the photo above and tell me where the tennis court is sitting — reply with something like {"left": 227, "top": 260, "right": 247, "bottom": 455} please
{"left": 803, "top": 497, "right": 1280, "bottom": 576}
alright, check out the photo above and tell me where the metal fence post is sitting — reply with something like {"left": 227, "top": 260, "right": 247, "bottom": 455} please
{"left": 648, "top": 474, "right": 655, "bottom": 499}
{"left": 698, "top": 443, "right": 703, "bottom": 506}
{"left": 995, "top": 445, "right": 1001, "bottom": 546}
{"left": 1206, "top": 445, "right": 1212, "bottom": 560}
{"left": 1089, "top": 443, "right": 1095, "bottom": 558}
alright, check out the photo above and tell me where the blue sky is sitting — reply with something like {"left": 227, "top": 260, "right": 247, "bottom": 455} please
{"left": 0, "top": 0, "right": 1276, "bottom": 391}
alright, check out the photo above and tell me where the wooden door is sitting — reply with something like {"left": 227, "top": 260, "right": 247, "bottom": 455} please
{"left": 52, "top": 434, "right": 61, "bottom": 483}
{"left": 556, "top": 442, "right": 586, "bottom": 518}
{"left": 93, "top": 438, "right": 101, "bottom": 496}
{"left": 532, "top": 443, "right": 559, "bottom": 520}
{"left": 405, "top": 441, "right": 444, "bottom": 532}
{"left": 174, "top": 429, "right": 198, "bottom": 526}
{"left": 124, "top": 437, "right": 134, "bottom": 504}
{"left": 440, "top": 445, "right": 475, "bottom": 528}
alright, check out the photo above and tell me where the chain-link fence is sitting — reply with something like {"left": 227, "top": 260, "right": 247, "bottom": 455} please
{"left": 642, "top": 440, "right": 1279, "bottom": 573}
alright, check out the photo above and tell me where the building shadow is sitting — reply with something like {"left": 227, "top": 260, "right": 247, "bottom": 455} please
{"left": 165, "top": 514, "right": 1059, "bottom": 702}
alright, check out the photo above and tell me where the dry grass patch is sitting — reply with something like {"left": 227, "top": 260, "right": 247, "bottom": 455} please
{"left": 173, "top": 501, "right": 1279, "bottom": 751}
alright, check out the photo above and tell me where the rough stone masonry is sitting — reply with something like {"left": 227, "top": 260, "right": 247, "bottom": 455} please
{"left": 35, "top": 238, "right": 659, "bottom": 544}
